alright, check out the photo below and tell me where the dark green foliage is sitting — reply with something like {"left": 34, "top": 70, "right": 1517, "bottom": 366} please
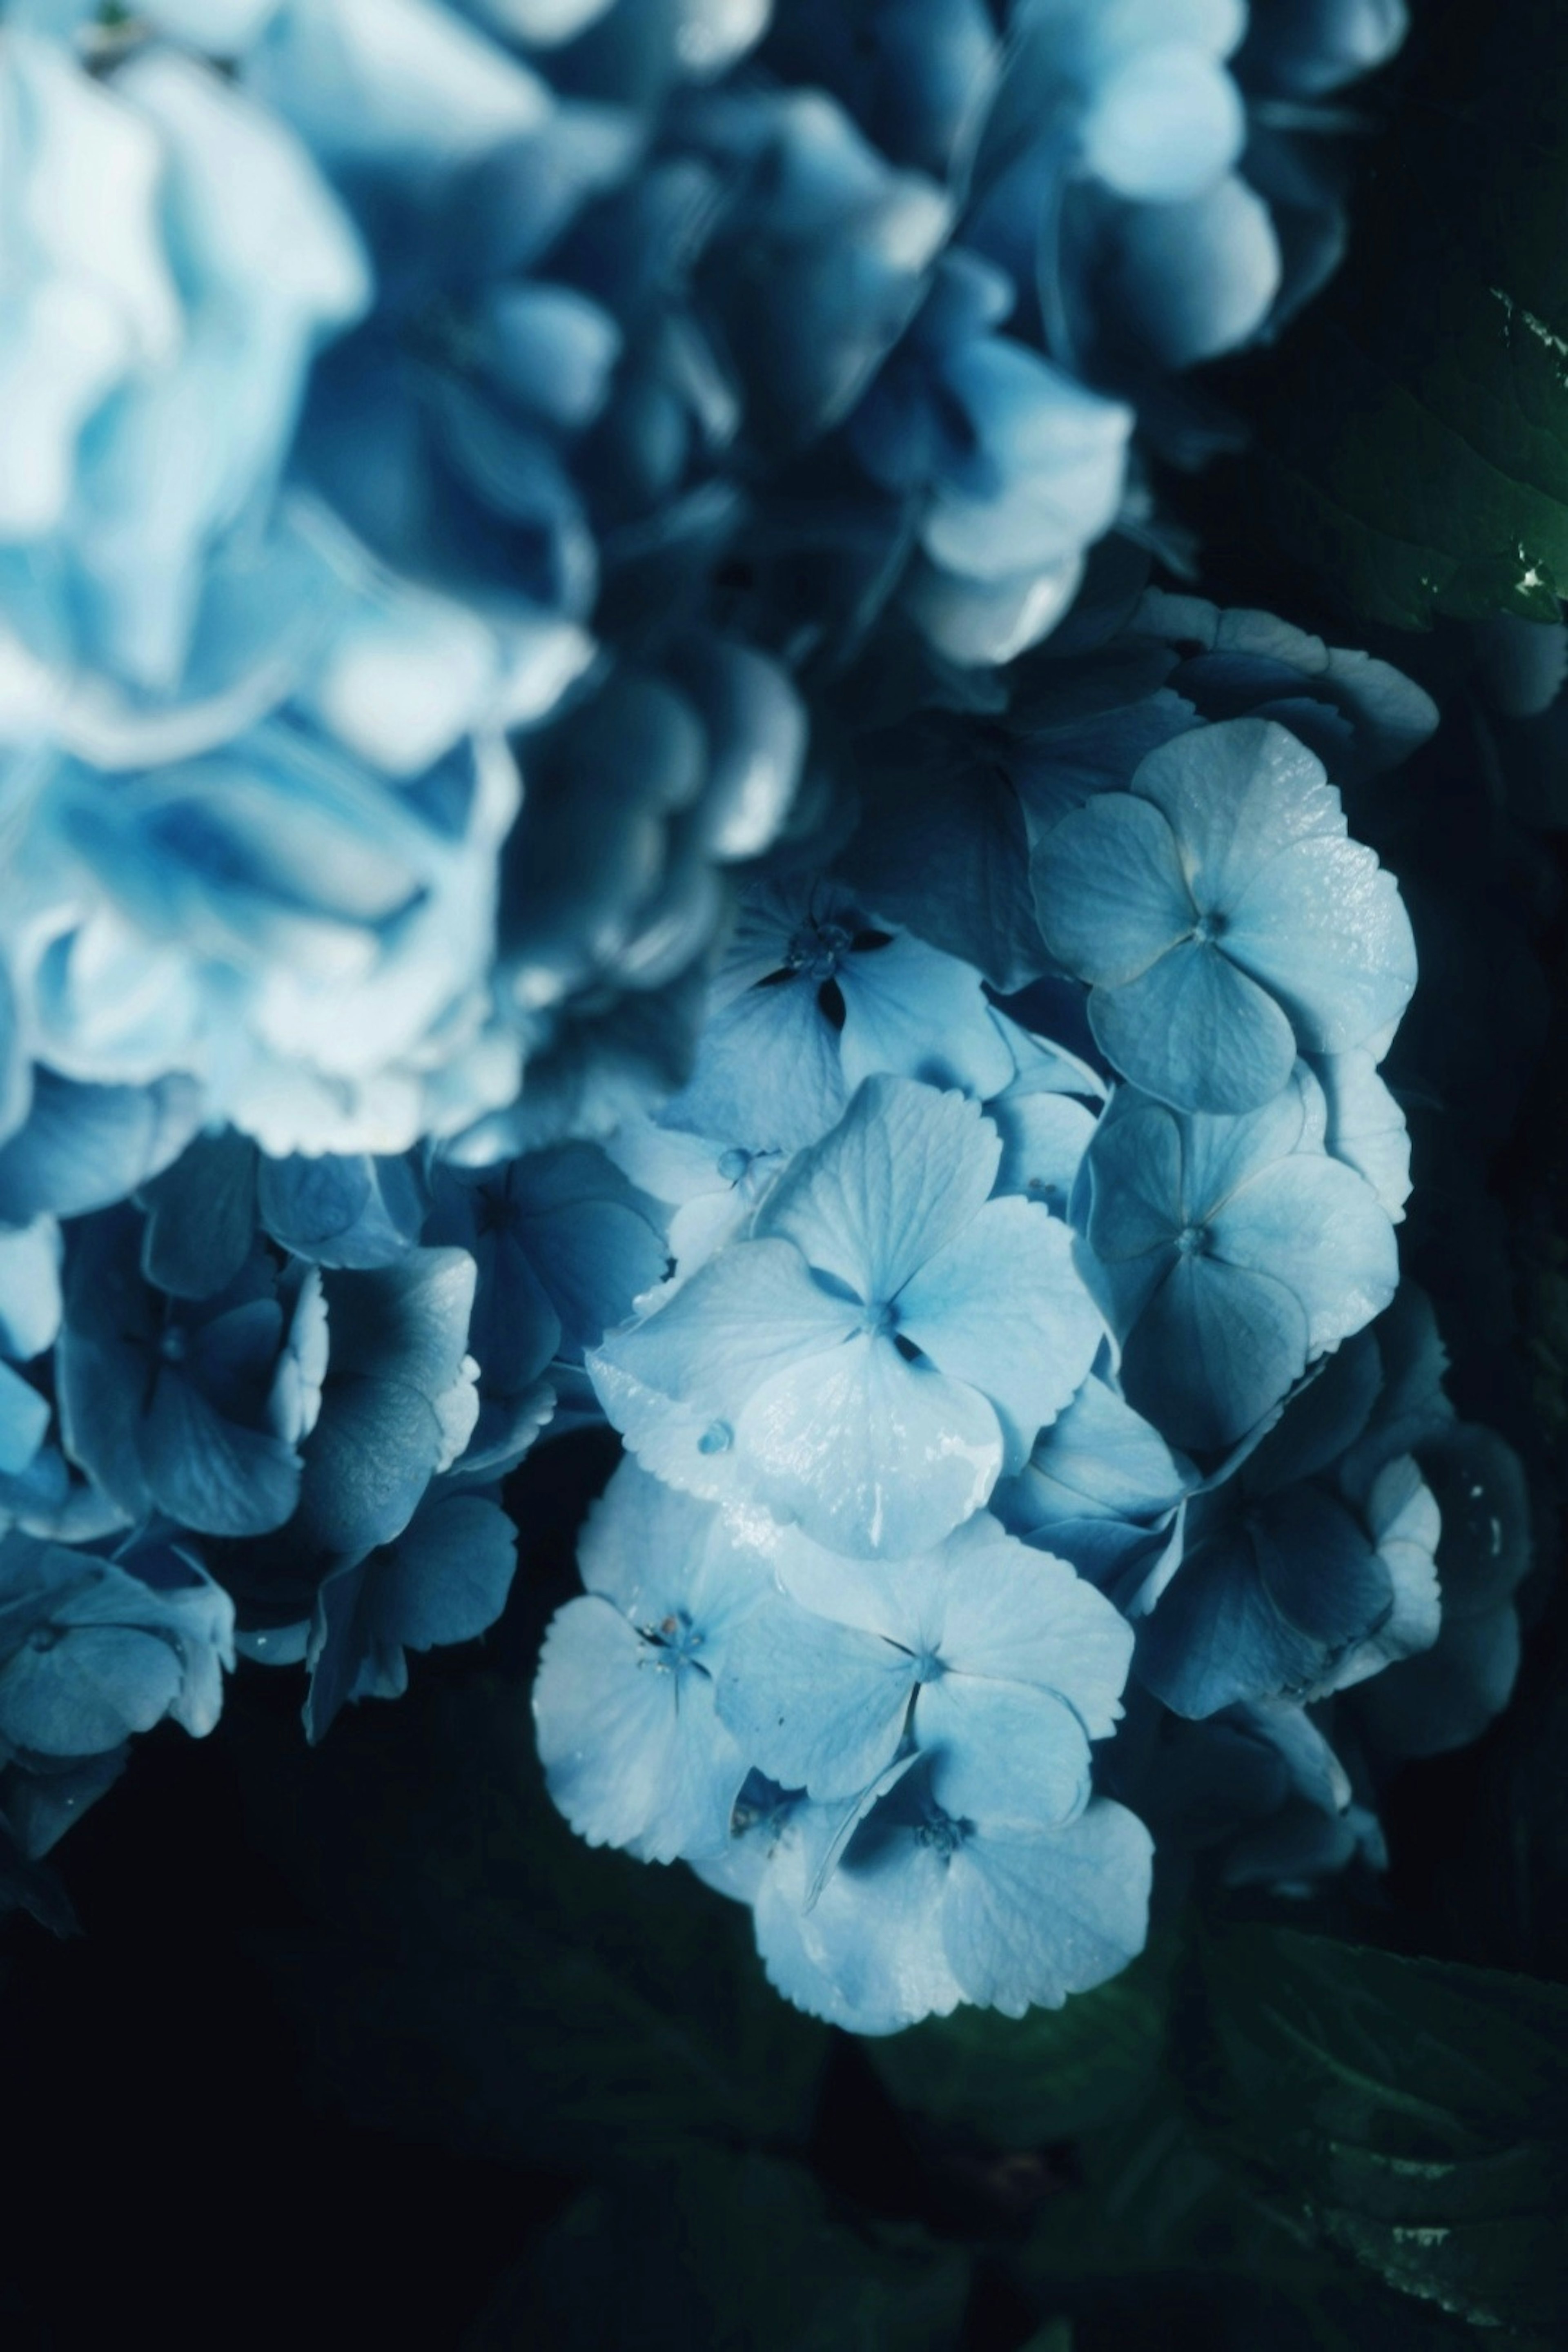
{"left": 1241, "top": 7, "right": 1568, "bottom": 628}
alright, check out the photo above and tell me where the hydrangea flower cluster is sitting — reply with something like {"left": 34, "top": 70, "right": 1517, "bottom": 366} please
{"left": 0, "top": 0, "right": 1530, "bottom": 2042}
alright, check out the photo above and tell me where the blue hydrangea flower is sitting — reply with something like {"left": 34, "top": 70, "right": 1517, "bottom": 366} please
{"left": 992, "top": 1373, "right": 1193, "bottom": 1602}
{"left": 304, "top": 1485, "right": 517, "bottom": 1741}
{"left": 1134, "top": 589, "right": 1438, "bottom": 785}
{"left": 717, "top": 1510, "right": 1133, "bottom": 1824}
{"left": 762, "top": 0, "right": 1001, "bottom": 182}
{"left": 0, "top": 1526, "right": 234, "bottom": 1759}
{"left": 0, "top": 1069, "right": 204, "bottom": 1224}
{"left": 658, "top": 876, "right": 1017, "bottom": 1155}
{"left": 848, "top": 251, "right": 1133, "bottom": 667}
{"left": 1079, "top": 1068, "right": 1400, "bottom": 1451}
{"left": 55, "top": 1207, "right": 327, "bottom": 1538}
{"left": 10, "top": 719, "right": 523, "bottom": 1156}
{"left": 746, "top": 1759, "right": 1154, "bottom": 2032}
{"left": 591, "top": 1074, "right": 1104, "bottom": 1556}
{"left": 1354, "top": 1421, "right": 1532, "bottom": 1760}
{"left": 1033, "top": 718, "right": 1417, "bottom": 1114}
{"left": 425, "top": 1141, "right": 667, "bottom": 1471}
{"left": 532, "top": 1460, "right": 770, "bottom": 1862}
{"left": 1135, "top": 1438, "right": 1439, "bottom": 1720}
{"left": 1238, "top": 0, "right": 1408, "bottom": 98}
{"left": 290, "top": 1247, "right": 478, "bottom": 1557}
{"left": 138, "top": 1132, "right": 430, "bottom": 1301}
{"left": 0, "top": 29, "right": 370, "bottom": 742}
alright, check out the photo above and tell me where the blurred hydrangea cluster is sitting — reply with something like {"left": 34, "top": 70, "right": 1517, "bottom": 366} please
{"left": 0, "top": 0, "right": 1531, "bottom": 2032}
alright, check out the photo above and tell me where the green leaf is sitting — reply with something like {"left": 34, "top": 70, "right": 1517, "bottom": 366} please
{"left": 464, "top": 2145, "right": 971, "bottom": 2352}
{"left": 1185, "top": 1924, "right": 1568, "bottom": 2341}
{"left": 864, "top": 1933, "right": 1174, "bottom": 2147}
{"left": 221, "top": 1668, "right": 827, "bottom": 2168}
{"left": 1241, "top": 10, "right": 1568, "bottom": 630}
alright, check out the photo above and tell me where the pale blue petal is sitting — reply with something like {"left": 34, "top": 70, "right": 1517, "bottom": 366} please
{"left": 1137, "top": 1525, "right": 1332, "bottom": 1717}
{"left": 755, "top": 1821, "right": 961, "bottom": 2034}
{"left": 1033, "top": 793, "right": 1194, "bottom": 985}
{"left": 931, "top": 1515, "right": 1136, "bottom": 1735}
{"left": 1082, "top": 1096, "right": 1184, "bottom": 1267}
{"left": 1310, "top": 1050, "right": 1412, "bottom": 1222}
{"left": 939, "top": 1798, "right": 1154, "bottom": 2013}
{"left": 837, "top": 933, "right": 1017, "bottom": 1101}
{"left": 1090, "top": 942, "right": 1298, "bottom": 1114}
{"left": 1176, "top": 1068, "right": 1322, "bottom": 1218}
{"left": 1210, "top": 1154, "right": 1398, "bottom": 1353}
{"left": 717, "top": 1597, "right": 915, "bottom": 1799}
{"left": 735, "top": 1331, "right": 1003, "bottom": 1558}
{"left": 756, "top": 1076, "right": 1000, "bottom": 1304}
{"left": 662, "top": 978, "right": 849, "bottom": 1154}
{"left": 898, "top": 1196, "right": 1103, "bottom": 1471}
{"left": 1131, "top": 718, "right": 1342, "bottom": 911}
{"left": 0, "top": 1363, "right": 50, "bottom": 1479}
{"left": 139, "top": 1131, "right": 258, "bottom": 1300}
{"left": 141, "top": 1369, "right": 301, "bottom": 1536}
{"left": 532, "top": 1596, "right": 745, "bottom": 1864}
{"left": 0, "top": 1218, "right": 62, "bottom": 1362}
{"left": 989, "top": 1088, "right": 1098, "bottom": 1216}
{"left": 1224, "top": 836, "right": 1417, "bottom": 1054}
{"left": 1123, "top": 1253, "right": 1309, "bottom": 1452}
{"left": 577, "top": 1457, "right": 771, "bottom": 1644}
{"left": 593, "top": 1241, "right": 858, "bottom": 1427}
{"left": 1003, "top": 1376, "right": 1189, "bottom": 1527}
{"left": 917, "top": 1674, "right": 1092, "bottom": 1828}
{"left": 1104, "top": 170, "right": 1279, "bottom": 368}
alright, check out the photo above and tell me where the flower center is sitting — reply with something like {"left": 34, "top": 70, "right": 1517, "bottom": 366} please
{"left": 1176, "top": 1222, "right": 1209, "bottom": 1256}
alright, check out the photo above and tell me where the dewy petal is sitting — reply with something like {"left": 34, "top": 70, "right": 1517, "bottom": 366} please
{"left": 1223, "top": 833, "right": 1417, "bottom": 1055}
{"left": 898, "top": 1195, "right": 1102, "bottom": 1470}
{"left": 917, "top": 1674, "right": 1092, "bottom": 1829}
{"left": 532, "top": 1596, "right": 744, "bottom": 1864}
{"left": 837, "top": 932, "right": 1017, "bottom": 1102}
{"left": 1209, "top": 1154, "right": 1398, "bottom": 1354}
{"left": 736, "top": 1330, "right": 1003, "bottom": 1558}
{"left": 593, "top": 1239, "right": 860, "bottom": 1427}
{"left": 1131, "top": 717, "right": 1343, "bottom": 910}
{"left": 1089, "top": 941, "right": 1298, "bottom": 1114}
{"left": 1033, "top": 793, "right": 1195, "bottom": 986}
{"left": 755, "top": 1076, "right": 1000, "bottom": 1305}
{"left": 717, "top": 1596, "right": 915, "bottom": 1800}
{"left": 1122, "top": 1252, "right": 1309, "bottom": 1453}
{"left": 938, "top": 1797, "right": 1154, "bottom": 2014}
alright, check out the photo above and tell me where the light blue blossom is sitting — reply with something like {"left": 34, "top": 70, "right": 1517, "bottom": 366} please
{"left": 0, "top": 1526, "right": 234, "bottom": 1759}
{"left": 658, "top": 877, "right": 1017, "bottom": 1155}
{"left": 1080, "top": 1068, "right": 1400, "bottom": 1450}
{"left": 56, "top": 1208, "right": 327, "bottom": 1538}
{"left": 992, "top": 1373, "right": 1192, "bottom": 1602}
{"left": 1034, "top": 718, "right": 1417, "bottom": 1113}
{"left": 849, "top": 251, "right": 1133, "bottom": 666}
{"left": 305, "top": 1485, "right": 517, "bottom": 1740}
{"left": 9, "top": 717, "right": 523, "bottom": 1155}
{"left": 425, "top": 1141, "right": 667, "bottom": 1470}
{"left": 748, "top": 1758, "right": 1154, "bottom": 2033}
{"left": 0, "top": 30, "right": 370, "bottom": 741}
{"left": 717, "top": 1510, "right": 1133, "bottom": 1824}
{"left": 532, "top": 1460, "right": 769, "bottom": 1862}
{"left": 591, "top": 1075, "right": 1104, "bottom": 1556}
